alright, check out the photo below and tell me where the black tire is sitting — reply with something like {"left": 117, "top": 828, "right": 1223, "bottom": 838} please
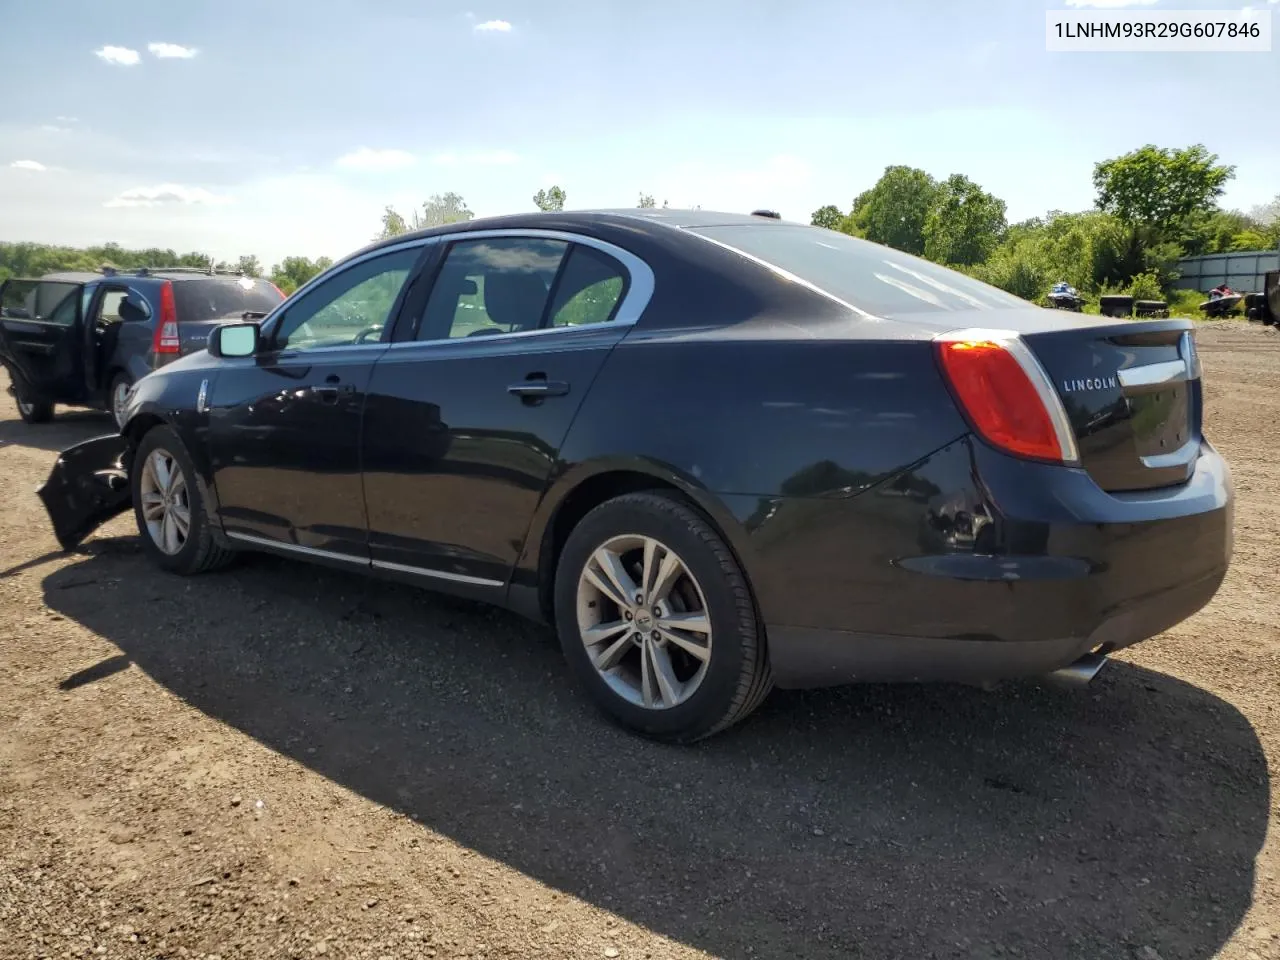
{"left": 553, "top": 491, "right": 772, "bottom": 743}
{"left": 108, "top": 371, "right": 133, "bottom": 429}
{"left": 15, "top": 392, "right": 54, "bottom": 424}
{"left": 131, "top": 424, "right": 237, "bottom": 575}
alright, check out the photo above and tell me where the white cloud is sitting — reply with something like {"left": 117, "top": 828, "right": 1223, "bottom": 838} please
{"left": 148, "top": 42, "right": 198, "bottom": 59}
{"left": 1063, "top": 0, "right": 1158, "bottom": 6}
{"left": 474, "top": 19, "right": 512, "bottom": 32}
{"left": 104, "top": 183, "right": 230, "bottom": 208}
{"left": 95, "top": 45, "right": 141, "bottom": 66}
{"left": 430, "top": 149, "right": 520, "bottom": 167}
{"left": 10, "top": 160, "right": 48, "bottom": 172}
{"left": 335, "top": 147, "right": 417, "bottom": 171}
{"left": 40, "top": 125, "right": 72, "bottom": 134}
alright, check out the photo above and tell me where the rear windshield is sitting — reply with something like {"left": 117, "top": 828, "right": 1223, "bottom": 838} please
{"left": 171, "top": 276, "right": 284, "bottom": 323}
{"left": 690, "top": 224, "right": 1028, "bottom": 317}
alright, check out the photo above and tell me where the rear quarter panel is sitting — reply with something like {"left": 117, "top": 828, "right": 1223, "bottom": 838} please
{"left": 514, "top": 323, "right": 971, "bottom": 615}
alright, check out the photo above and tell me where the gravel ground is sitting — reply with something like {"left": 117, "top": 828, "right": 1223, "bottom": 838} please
{"left": 1, "top": 320, "right": 1277, "bottom": 960}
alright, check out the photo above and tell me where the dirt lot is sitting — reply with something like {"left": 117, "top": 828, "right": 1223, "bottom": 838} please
{"left": 1, "top": 320, "right": 1277, "bottom": 960}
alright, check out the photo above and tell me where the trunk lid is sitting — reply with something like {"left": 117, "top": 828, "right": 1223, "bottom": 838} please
{"left": 1019, "top": 317, "right": 1200, "bottom": 492}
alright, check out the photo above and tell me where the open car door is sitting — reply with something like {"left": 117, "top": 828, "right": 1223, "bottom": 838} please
{"left": 0, "top": 277, "right": 90, "bottom": 412}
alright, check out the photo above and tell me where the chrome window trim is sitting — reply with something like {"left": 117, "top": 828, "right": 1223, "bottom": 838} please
{"left": 390, "top": 227, "right": 655, "bottom": 348}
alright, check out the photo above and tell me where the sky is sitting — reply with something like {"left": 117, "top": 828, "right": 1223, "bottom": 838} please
{"left": 1, "top": 0, "right": 1277, "bottom": 269}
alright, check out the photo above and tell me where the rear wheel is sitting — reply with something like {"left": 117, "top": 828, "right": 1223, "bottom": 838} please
{"left": 553, "top": 491, "right": 772, "bottom": 742}
{"left": 109, "top": 372, "right": 133, "bottom": 429}
{"left": 132, "top": 425, "right": 236, "bottom": 575}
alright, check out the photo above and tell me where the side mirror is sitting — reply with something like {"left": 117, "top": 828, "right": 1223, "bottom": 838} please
{"left": 208, "top": 322, "right": 260, "bottom": 358}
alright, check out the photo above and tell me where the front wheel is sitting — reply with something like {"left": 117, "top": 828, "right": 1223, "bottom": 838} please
{"left": 554, "top": 491, "right": 772, "bottom": 742}
{"left": 132, "top": 425, "right": 236, "bottom": 575}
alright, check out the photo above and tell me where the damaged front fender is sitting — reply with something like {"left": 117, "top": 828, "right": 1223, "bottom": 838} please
{"left": 37, "top": 434, "right": 132, "bottom": 551}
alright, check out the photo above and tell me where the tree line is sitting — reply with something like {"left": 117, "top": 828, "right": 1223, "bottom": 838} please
{"left": 3, "top": 146, "right": 1274, "bottom": 305}
{"left": 811, "top": 144, "right": 1279, "bottom": 305}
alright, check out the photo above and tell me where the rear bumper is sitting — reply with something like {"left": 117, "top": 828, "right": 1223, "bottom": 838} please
{"left": 767, "top": 564, "right": 1225, "bottom": 688}
{"left": 733, "top": 436, "right": 1232, "bottom": 688}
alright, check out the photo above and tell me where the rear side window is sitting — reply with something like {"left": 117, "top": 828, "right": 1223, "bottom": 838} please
{"left": 690, "top": 224, "right": 1027, "bottom": 317}
{"left": 547, "top": 245, "right": 628, "bottom": 328}
{"left": 1, "top": 280, "right": 81, "bottom": 325}
{"left": 171, "top": 277, "right": 284, "bottom": 323}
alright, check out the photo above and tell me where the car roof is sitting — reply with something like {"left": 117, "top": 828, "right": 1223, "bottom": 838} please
{"left": 351, "top": 208, "right": 794, "bottom": 259}
{"left": 35, "top": 269, "right": 268, "bottom": 284}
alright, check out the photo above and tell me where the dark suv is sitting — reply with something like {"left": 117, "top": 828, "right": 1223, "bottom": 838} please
{"left": 0, "top": 267, "right": 285, "bottom": 427}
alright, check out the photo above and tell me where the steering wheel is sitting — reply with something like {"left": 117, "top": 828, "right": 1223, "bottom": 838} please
{"left": 352, "top": 325, "right": 384, "bottom": 344}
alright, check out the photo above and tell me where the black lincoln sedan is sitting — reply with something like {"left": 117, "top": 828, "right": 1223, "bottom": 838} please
{"left": 35, "top": 209, "right": 1233, "bottom": 742}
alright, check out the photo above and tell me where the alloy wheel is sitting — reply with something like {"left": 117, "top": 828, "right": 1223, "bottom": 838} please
{"left": 112, "top": 381, "right": 130, "bottom": 428}
{"left": 139, "top": 448, "right": 191, "bottom": 556}
{"left": 575, "top": 534, "right": 713, "bottom": 710}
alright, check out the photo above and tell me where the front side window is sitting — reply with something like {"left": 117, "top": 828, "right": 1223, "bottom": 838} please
{"left": 272, "top": 248, "right": 419, "bottom": 351}
{"left": 415, "top": 237, "right": 568, "bottom": 341}
{"left": 1, "top": 281, "right": 81, "bottom": 326}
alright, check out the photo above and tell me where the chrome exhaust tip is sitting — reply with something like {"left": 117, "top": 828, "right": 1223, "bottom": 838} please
{"left": 1044, "top": 651, "right": 1108, "bottom": 689}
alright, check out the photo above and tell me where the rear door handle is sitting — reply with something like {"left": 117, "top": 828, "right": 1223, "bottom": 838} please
{"left": 507, "top": 379, "right": 570, "bottom": 398}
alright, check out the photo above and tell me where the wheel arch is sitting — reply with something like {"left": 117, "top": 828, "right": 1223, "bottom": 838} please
{"left": 527, "top": 459, "right": 762, "bottom": 627}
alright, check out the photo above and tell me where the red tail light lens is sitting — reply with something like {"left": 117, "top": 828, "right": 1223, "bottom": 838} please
{"left": 934, "top": 329, "right": 1079, "bottom": 465}
{"left": 153, "top": 281, "right": 180, "bottom": 354}
{"left": 269, "top": 282, "right": 287, "bottom": 300}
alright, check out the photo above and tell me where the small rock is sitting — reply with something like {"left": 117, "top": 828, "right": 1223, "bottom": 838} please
{"left": 230, "top": 796, "right": 242, "bottom": 807}
{"left": 1252, "top": 927, "right": 1272, "bottom": 941}
{"left": 364, "top": 898, "right": 379, "bottom": 909}
{"left": 604, "top": 950, "right": 620, "bottom": 959}
{"left": 1135, "top": 948, "right": 1163, "bottom": 960}
{"left": 812, "top": 827, "right": 825, "bottom": 837}
{"left": 313, "top": 941, "right": 329, "bottom": 955}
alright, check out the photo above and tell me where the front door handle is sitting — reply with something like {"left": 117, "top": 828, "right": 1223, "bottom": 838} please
{"left": 507, "top": 379, "right": 570, "bottom": 399}
{"left": 305, "top": 381, "right": 355, "bottom": 403}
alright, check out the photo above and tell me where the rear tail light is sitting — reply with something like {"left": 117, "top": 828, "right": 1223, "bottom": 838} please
{"left": 153, "top": 281, "right": 180, "bottom": 355}
{"left": 934, "top": 328, "right": 1079, "bottom": 465}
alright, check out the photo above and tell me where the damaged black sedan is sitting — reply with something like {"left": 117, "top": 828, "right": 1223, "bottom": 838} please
{"left": 33, "top": 210, "right": 1234, "bottom": 742}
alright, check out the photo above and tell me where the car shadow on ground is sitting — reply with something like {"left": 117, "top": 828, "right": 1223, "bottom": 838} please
{"left": 0, "top": 408, "right": 114, "bottom": 454}
{"left": 42, "top": 547, "right": 1268, "bottom": 960}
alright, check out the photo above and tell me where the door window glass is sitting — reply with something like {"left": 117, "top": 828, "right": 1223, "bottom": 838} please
{"left": 416, "top": 237, "right": 568, "bottom": 341}
{"left": 272, "top": 248, "right": 419, "bottom": 351}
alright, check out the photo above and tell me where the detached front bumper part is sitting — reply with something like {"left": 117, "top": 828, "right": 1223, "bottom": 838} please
{"left": 37, "top": 434, "right": 132, "bottom": 551}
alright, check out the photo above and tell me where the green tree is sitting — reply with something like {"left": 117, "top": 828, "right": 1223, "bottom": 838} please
{"left": 236, "top": 255, "right": 262, "bottom": 277}
{"left": 1093, "top": 144, "right": 1235, "bottom": 232}
{"left": 923, "top": 174, "right": 1007, "bottom": 266}
{"left": 533, "top": 186, "right": 567, "bottom": 212}
{"left": 637, "top": 192, "right": 656, "bottom": 209}
{"left": 376, "top": 205, "right": 410, "bottom": 240}
{"left": 810, "top": 204, "right": 844, "bottom": 230}
{"left": 269, "top": 255, "right": 333, "bottom": 295}
{"left": 847, "top": 165, "right": 940, "bottom": 255}
{"left": 420, "top": 192, "right": 473, "bottom": 226}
